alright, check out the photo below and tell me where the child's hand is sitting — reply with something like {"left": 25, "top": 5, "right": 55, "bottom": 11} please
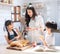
{"left": 40, "top": 36, "right": 48, "bottom": 46}
{"left": 40, "top": 36, "right": 44, "bottom": 41}
{"left": 14, "top": 36, "right": 20, "bottom": 40}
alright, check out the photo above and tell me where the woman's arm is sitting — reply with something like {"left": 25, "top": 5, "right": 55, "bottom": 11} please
{"left": 14, "top": 28, "right": 23, "bottom": 39}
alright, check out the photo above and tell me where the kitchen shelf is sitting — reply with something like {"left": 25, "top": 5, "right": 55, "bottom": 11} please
{"left": 52, "top": 29, "right": 60, "bottom": 33}
{"left": 11, "top": 6, "right": 21, "bottom": 22}
{"left": 11, "top": 13, "right": 20, "bottom": 14}
{"left": 0, "top": 2, "right": 13, "bottom": 6}
{"left": 12, "top": 20, "right": 20, "bottom": 22}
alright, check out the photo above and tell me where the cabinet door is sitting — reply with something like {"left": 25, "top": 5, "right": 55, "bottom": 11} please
{"left": 54, "top": 33, "right": 60, "bottom": 46}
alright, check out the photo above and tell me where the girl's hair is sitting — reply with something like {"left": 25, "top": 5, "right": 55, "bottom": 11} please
{"left": 45, "top": 22, "right": 57, "bottom": 30}
{"left": 5, "top": 20, "right": 13, "bottom": 31}
{"left": 25, "top": 7, "right": 37, "bottom": 27}
{"left": 5, "top": 20, "right": 17, "bottom": 40}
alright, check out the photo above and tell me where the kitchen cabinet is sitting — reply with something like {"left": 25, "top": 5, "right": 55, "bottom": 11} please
{"left": 0, "top": 0, "right": 13, "bottom": 4}
{"left": 11, "top": 6, "right": 21, "bottom": 22}
{"left": 54, "top": 33, "right": 60, "bottom": 46}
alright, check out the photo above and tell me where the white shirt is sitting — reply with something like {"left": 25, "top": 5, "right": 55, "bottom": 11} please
{"left": 44, "top": 31, "right": 55, "bottom": 46}
{"left": 28, "top": 15, "right": 45, "bottom": 43}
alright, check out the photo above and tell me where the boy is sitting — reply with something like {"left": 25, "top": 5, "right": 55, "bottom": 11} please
{"left": 40, "top": 22, "right": 57, "bottom": 47}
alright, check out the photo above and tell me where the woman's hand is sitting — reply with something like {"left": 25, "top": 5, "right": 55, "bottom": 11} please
{"left": 40, "top": 27, "right": 44, "bottom": 33}
{"left": 25, "top": 27, "right": 32, "bottom": 31}
{"left": 25, "top": 27, "right": 39, "bottom": 31}
{"left": 14, "top": 36, "right": 20, "bottom": 40}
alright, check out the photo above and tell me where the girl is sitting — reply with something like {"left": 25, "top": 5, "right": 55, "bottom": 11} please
{"left": 40, "top": 22, "right": 57, "bottom": 47}
{"left": 5, "top": 20, "right": 21, "bottom": 44}
{"left": 25, "top": 6, "right": 45, "bottom": 45}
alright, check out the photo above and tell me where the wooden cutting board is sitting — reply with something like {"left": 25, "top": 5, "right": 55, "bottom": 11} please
{"left": 7, "top": 45, "right": 32, "bottom": 51}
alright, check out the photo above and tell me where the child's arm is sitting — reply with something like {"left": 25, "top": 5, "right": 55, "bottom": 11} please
{"left": 5, "top": 36, "right": 13, "bottom": 44}
{"left": 5, "top": 35, "right": 19, "bottom": 44}
{"left": 14, "top": 28, "right": 23, "bottom": 39}
{"left": 40, "top": 36, "right": 47, "bottom": 46}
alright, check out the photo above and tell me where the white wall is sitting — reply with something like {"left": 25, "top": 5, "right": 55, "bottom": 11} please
{"left": 57, "top": 0, "right": 60, "bottom": 29}
{"left": 0, "top": 5, "right": 12, "bottom": 44}
{"left": 13, "top": 0, "right": 24, "bottom": 6}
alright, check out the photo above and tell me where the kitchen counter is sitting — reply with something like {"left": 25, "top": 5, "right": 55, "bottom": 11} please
{"left": 0, "top": 45, "right": 60, "bottom": 54}
{"left": 52, "top": 29, "right": 60, "bottom": 33}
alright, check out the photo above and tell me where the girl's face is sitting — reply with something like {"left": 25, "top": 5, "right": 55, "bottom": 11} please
{"left": 7, "top": 23, "right": 13, "bottom": 30}
{"left": 27, "top": 9, "right": 33, "bottom": 18}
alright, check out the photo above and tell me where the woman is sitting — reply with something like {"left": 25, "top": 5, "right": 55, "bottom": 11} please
{"left": 25, "top": 6, "right": 45, "bottom": 45}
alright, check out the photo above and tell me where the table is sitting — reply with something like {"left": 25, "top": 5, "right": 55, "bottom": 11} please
{"left": 0, "top": 45, "right": 60, "bottom": 54}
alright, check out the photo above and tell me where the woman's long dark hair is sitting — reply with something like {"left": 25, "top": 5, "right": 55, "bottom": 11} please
{"left": 25, "top": 7, "right": 37, "bottom": 27}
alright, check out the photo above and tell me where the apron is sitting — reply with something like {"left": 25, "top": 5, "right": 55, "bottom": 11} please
{"left": 8, "top": 29, "right": 17, "bottom": 41}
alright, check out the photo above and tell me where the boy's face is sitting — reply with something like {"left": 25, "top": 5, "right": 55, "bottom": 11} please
{"left": 46, "top": 27, "right": 51, "bottom": 32}
{"left": 7, "top": 23, "right": 13, "bottom": 30}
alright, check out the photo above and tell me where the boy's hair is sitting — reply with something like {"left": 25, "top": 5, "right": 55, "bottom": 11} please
{"left": 5, "top": 20, "right": 13, "bottom": 27}
{"left": 45, "top": 22, "right": 57, "bottom": 30}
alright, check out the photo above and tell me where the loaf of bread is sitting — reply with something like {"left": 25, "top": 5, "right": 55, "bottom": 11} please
{"left": 20, "top": 39, "right": 29, "bottom": 47}
{"left": 10, "top": 39, "right": 29, "bottom": 47}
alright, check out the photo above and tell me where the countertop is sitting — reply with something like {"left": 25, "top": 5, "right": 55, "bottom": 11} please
{"left": 0, "top": 45, "right": 60, "bottom": 54}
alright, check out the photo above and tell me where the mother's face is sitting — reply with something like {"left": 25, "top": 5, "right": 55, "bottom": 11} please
{"left": 27, "top": 9, "right": 33, "bottom": 18}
